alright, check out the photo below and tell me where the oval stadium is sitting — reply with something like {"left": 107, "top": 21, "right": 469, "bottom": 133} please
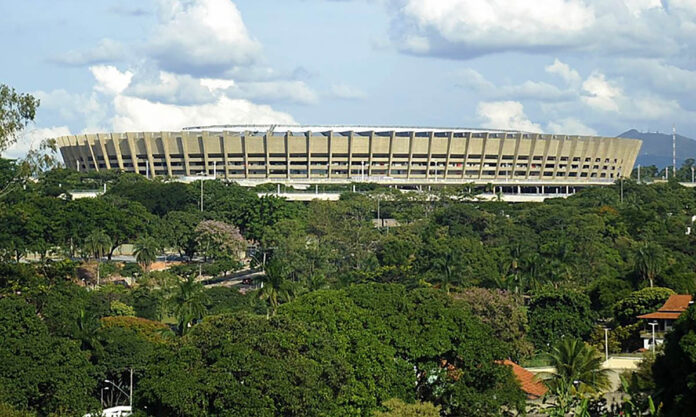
{"left": 55, "top": 125, "right": 642, "bottom": 187}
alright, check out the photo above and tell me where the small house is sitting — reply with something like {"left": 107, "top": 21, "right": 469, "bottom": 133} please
{"left": 637, "top": 294, "right": 693, "bottom": 350}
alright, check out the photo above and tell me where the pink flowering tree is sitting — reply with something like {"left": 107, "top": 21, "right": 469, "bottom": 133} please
{"left": 195, "top": 220, "right": 246, "bottom": 262}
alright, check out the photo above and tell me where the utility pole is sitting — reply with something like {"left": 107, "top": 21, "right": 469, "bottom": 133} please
{"left": 649, "top": 322, "right": 658, "bottom": 353}
{"left": 673, "top": 125, "right": 677, "bottom": 178}
{"left": 129, "top": 368, "right": 133, "bottom": 409}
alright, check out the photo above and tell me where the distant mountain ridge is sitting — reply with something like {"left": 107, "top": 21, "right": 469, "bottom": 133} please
{"left": 618, "top": 129, "right": 696, "bottom": 168}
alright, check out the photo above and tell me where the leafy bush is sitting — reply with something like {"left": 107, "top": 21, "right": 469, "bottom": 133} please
{"left": 612, "top": 287, "right": 675, "bottom": 327}
{"left": 528, "top": 288, "right": 594, "bottom": 350}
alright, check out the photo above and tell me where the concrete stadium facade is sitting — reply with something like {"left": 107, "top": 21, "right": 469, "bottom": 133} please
{"left": 56, "top": 125, "right": 642, "bottom": 186}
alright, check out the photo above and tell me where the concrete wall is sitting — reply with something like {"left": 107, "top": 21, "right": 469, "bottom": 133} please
{"left": 56, "top": 127, "right": 642, "bottom": 185}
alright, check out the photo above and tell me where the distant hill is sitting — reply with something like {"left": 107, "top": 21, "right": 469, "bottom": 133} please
{"left": 618, "top": 129, "right": 696, "bottom": 168}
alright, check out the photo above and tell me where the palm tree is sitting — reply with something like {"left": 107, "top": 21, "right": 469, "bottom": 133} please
{"left": 256, "top": 259, "right": 292, "bottom": 317}
{"left": 83, "top": 229, "right": 112, "bottom": 286}
{"left": 134, "top": 236, "right": 161, "bottom": 273}
{"left": 170, "top": 275, "right": 210, "bottom": 335}
{"left": 541, "top": 338, "right": 611, "bottom": 412}
{"left": 634, "top": 242, "right": 663, "bottom": 288}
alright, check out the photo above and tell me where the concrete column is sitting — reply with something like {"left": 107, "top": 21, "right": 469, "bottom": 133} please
{"left": 161, "top": 133, "right": 173, "bottom": 177}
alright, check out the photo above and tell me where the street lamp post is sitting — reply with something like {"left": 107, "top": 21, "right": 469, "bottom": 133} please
{"left": 101, "top": 386, "right": 110, "bottom": 408}
{"left": 649, "top": 322, "right": 658, "bottom": 353}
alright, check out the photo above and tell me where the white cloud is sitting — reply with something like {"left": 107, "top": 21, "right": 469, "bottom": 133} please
{"left": 546, "top": 118, "right": 598, "bottom": 135}
{"left": 581, "top": 72, "right": 622, "bottom": 112}
{"left": 200, "top": 78, "right": 236, "bottom": 91}
{"left": 329, "top": 83, "right": 368, "bottom": 100}
{"left": 225, "top": 80, "right": 318, "bottom": 105}
{"left": 397, "top": 0, "right": 596, "bottom": 55}
{"left": 623, "top": 0, "right": 662, "bottom": 16}
{"left": 150, "top": 0, "right": 262, "bottom": 75}
{"left": 126, "top": 71, "right": 216, "bottom": 105}
{"left": 111, "top": 95, "right": 295, "bottom": 131}
{"left": 545, "top": 59, "right": 582, "bottom": 85}
{"left": 2, "top": 126, "right": 71, "bottom": 159}
{"left": 388, "top": 0, "right": 694, "bottom": 59}
{"left": 34, "top": 89, "right": 109, "bottom": 132}
{"left": 476, "top": 101, "right": 543, "bottom": 132}
{"left": 90, "top": 65, "right": 134, "bottom": 95}
{"left": 456, "top": 68, "right": 574, "bottom": 102}
{"left": 53, "top": 39, "right": 126, "bottom": 66}
{"left": 670, "top": 0, "right": 696, "bottom": 16}
{"left": 401, "top": 35, "right": 431, "bottom": 54}
{"left": 615, "top": 58, "right": 696, "bottom": 96}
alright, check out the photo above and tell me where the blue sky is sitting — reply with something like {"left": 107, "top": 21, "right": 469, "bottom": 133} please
{"left": 2, "top": 0, "right": 696, "bottom": 157}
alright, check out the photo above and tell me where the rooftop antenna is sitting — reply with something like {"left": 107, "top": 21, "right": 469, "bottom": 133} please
{"left": 673, "top": 124, "right": 677, "bottom": 177}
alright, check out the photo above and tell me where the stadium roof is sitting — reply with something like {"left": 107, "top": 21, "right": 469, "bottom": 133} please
{"left": 183, "top": 124, "right": 528, "bottom": 135}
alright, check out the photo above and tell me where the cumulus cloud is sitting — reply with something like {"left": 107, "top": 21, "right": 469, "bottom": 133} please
{"left": 388, "top": 0, "right": 692, "bottom": 59}
{"left": 90, "top": 65, "right": 134, "bottom": 95}
{"left": 456, "top": 68, "right": 574, "bottom": 102}
{"left": 1, "top": 126, "right": 71, "bottom": 159}
{"left": 545, "top": 59, "right": 582, "bottom": 85}
{"left": 395, "top": 0, "right": 596, "bottom": 56}
{"left": 126, "top": 71, "right": 217, "bottom": 105}
{"left": 53, "top": 39, "right": 127, "bottom": 66}
{"left": 546, "top": 118, "right": 598, "bottom": 135}
{"left": 581, "top": 72, "right": 622, "bottom": 112}
{"left": 614, "top": 58, "right": 696, "bottom": 97}
{"left": 149, "top": 0, "right": 262, "bottom": 76}
{"left": 476, "top": 101, "right": 543, "bottom": 132}
{"left": 111, "top": 95, "right": 295, "bottom": 131}
{"left": 33, "top": 89, "right": 109, "bottom": 132}
{"left": 225, "top": 80, "right": 318, "bottom": 105}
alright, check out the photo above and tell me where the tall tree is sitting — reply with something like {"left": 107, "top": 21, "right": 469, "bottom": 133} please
{"left": 83, "top": 229, "right": 111, "bottom": 286}
{"left": 134, "top": 235, "right": 161, "bottom": 273}
{"left": 256, "top": 259, "right": 294, "bottom": 316}
{"left": 169, "top": 276, "right": 210, "bottom": 335}
{"left": 634, "top": 241, "right": 664, "bottom": 288}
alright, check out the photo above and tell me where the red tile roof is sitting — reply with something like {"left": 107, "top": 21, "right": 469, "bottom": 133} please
{"left": 637, "top": 294, "right": 693, "bottom": 320}
{"left": 636, "top": 311, "right": 682, "bottom": 320}
{"left": 659, "top": 295, "right": 693, "bottom": 312}
{"left": 499, "top": 360, "right": 548, "bottom": 399}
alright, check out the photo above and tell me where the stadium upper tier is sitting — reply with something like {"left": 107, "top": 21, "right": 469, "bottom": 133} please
{"left": 56, "top": 125, "right": 642, "bottom": 185}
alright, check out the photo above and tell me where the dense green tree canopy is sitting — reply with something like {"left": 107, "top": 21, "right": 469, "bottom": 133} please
{"left": 0, "top": 297, "right": 96, "bottom": 415}
{"left": 653, "top": 304, "right": 696, "bottom": 416}
{"left": 528, "top": 288, "right": 595, "bottom": 350}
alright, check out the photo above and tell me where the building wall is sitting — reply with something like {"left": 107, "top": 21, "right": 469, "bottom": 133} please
{"left": 56, "top": 128, "right": 642, "bottom": 185}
